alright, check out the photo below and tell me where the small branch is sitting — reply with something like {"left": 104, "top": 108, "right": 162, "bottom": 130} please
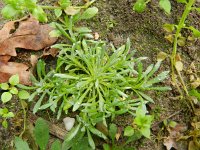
{"left": 29, "top": 114, "right": 67, "bottom": 140}
{"left": 152, "top": 110, "right": 182, "bottom": 128}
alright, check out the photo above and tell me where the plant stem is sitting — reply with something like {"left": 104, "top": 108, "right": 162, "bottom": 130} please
{"left": 171, "top": 0, "right": 195, "bottom": 93}
{"left": 40, "top": 5, "right": 60, "bottom": 10}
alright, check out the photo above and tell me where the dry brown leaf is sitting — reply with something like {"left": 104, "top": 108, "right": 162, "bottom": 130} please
{"left": 0, "top": 62, "right": 31, "bottom": 85}
{"left": 175, "top": 61, "right": 183, "bottom": 72}
{"left": 42, "top": 48, "right": 59, "bottom": 58}
{"left": 0, "top": 55, "right": 11, "bottom": 63}
{"left": 164, "top": 137, "right": 177, "bottom": 150}
{"left": 164, "top": 123, "right": 188, "bottom": 150}
{"left": 157, "top": 51, "right": 168, "bottom": 61}
{"left": 30, "top": 55, "right": 38, "bottom": 68}
{"left": 0, "top": 16, "right": 57, "bottom": 56}
{"left": 188, "top": 141, "right": 199, "bottom": 150}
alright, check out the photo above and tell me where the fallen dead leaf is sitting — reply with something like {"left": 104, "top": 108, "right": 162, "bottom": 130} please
{"left": 0, "top": 16, "right": 58, "bottom": 85}
{"left": 164, "top": 123, "right": 188, "bottom": 150}
{"left": 0, "top": 55, "right": 11, "bottom": 63}
{"left": 0, "top": 16, "right": 57, "bottom": 56}
{"left": 42, "top": 48, "right": 59, "bottom": 58}
{"left": 0, "top": 62, "right": 31, "bottom": 85}
{"left": 175, "top": 61, "right": 183, "bottom": 72}
{"left": 164, "top": 137, "right": 178, "bottom": 150}
{"left": 30, "top": 55, "right": 38, "bottom": 68}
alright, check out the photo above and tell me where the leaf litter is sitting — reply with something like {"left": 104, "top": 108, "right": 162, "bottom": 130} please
{"left": 0, "top": 15, "right": 57, "bottom": 85}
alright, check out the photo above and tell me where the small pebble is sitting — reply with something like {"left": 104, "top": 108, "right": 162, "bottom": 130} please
{"left": 63, "top": 117, "right": 75, "bottom": 131}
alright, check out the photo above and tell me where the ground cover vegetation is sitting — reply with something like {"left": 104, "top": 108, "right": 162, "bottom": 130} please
{"left": 0, "top": 0, "right": 200, "bottom": 149}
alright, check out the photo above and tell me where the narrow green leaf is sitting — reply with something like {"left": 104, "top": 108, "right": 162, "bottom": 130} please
{"left": 87, "top": 130, "right": 95, "bottom": 149}
{"left": 189, "top": 26, "right": 200, "bottom": 37}
{"left": 64, "top": 123, "right": 81, "bottom": 142}
{"left": 33, "top": 92, "right": 46, "bottom": 113}
{"left": 89, "top": 126, "right": 107, "bottom": 140}
{"left": 34, "top": 118, "right": 50, "bottom": 150}
{"left": 81, "top": 7, "right": 98, "bottom": 20}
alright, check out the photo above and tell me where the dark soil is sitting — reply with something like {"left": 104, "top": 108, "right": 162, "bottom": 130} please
{"left": 0, "top": 0, "right": 200, "bottom": 150}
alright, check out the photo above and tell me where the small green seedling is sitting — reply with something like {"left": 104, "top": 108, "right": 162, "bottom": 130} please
{"left": 133, "top": 0, "right": 171, "bottom": 14}
{"left": 0, "top": 74, "right": 30, "bottom": 103}
{"left": 0, "top": 74, "right": 30, "bottom": 128}
{"left": 0, "top": 107, "right": 14, "bottom": 128}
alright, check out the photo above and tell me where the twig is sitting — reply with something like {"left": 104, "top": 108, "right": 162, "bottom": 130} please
{"left": 28, "top": 114, "right": 67, "bottom": 140}
{"left": 152, "top": 110, "right": 182, "bottom": 128}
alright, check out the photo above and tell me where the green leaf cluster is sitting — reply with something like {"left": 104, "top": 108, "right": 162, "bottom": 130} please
{"left": 27, "top": 38, "right": 170, "bottom": 149}
{"left": 14, "top": 118, "right": 62, "bottom": 150}
{"left": 0, "top": 74, "right": 30, "bottom": 128}
{"left": 2, "top": 0, "right": 47, "bottom": 22}
{"left": 133, "top": 0, "right": 171, "bottom": 14}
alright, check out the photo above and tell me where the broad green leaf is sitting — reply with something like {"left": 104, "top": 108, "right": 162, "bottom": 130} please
{"left": 81, "top": 7, "right": 98, "bottom": 20}
{"left": 34, "top": 118, "right": 50, "bottom": 150}
{"left": 2, "top": 120, "right": 8, "bottom": 128}
{"left": 0, "top": 108, "right": 8, "bottom": 115}
{"left": 9, "top": 74, "right": 19, "bottom": 85}
{"left": 159, "top": 0, "right": 171, "bottom": 14}
{"left": 1, "top": 92, "right": 12, "bottom": 103}
{"left": 0, "top": 83, "right": 9, "bottom": 90}
{"left": 14, "top": 136, "right": 31, "bottom": 150}
{"left": 58, "top": 0, "right": 71, "bottom": 8}
{"left": 3, "top": 112, "right": 14, "bottom": 118}
{"left": 124, "top": 126, "right": 134, "bottom": 137}
{"left": 163, "top": 24, "right": 175, "bottom": 33}
{"left": 10, "top": 87, "right": 18, "bottom": 95}
{"left": 54, "top": 8, "right": 62, "bottom": 18}
{"left": 133, "top": 0, "right": 146, "bottom": 13}
{"left": 140, "top": 127, "right": 151, "bottom": 138}
{"left": 32, "top": 6, "right": 48, "bottom": 22}
{"left": 18, "top": 90, "right": 30, "bottom": 99}
{"left": 169, "top": 121, "right": 177, "bottom": 128}
{"left": 1, "top": 4, "right": 19, "bottom": 18}
{"left": 51, "top": 139, "right": 61, "bottom": 150}
{"left": 87, "top": 130, "right": 95, "bottom": 149}
{"left": 64, "top": 6, "right": 80, "bottom": 15}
